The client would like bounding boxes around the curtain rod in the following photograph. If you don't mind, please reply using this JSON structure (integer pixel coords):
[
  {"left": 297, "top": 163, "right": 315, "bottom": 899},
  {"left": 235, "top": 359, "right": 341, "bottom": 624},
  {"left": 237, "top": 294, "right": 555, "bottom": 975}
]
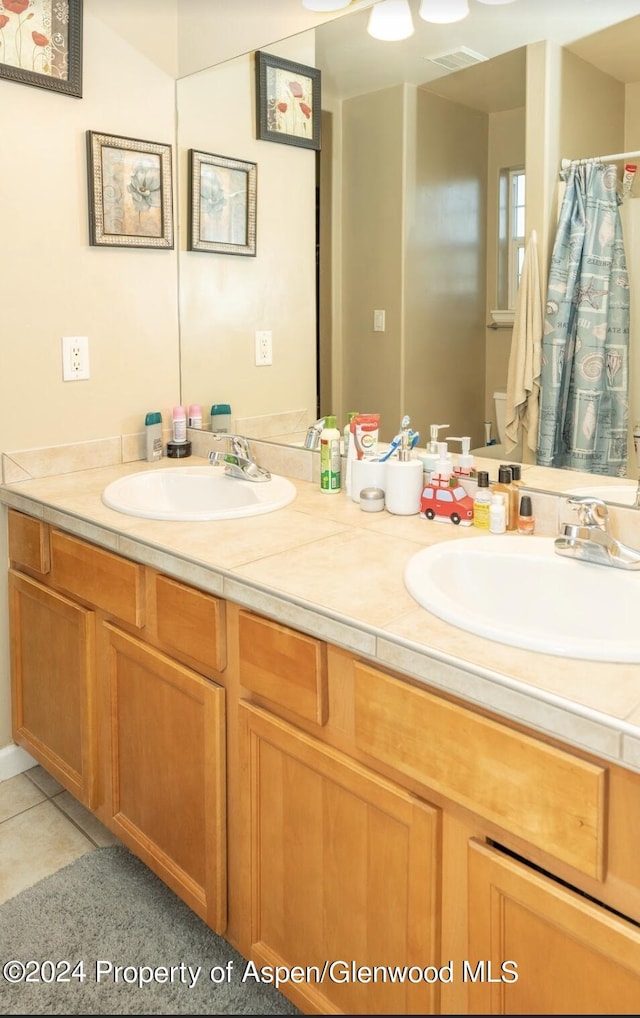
[{"left": 561, "top": 150, "right": 640, "bottom": 170}]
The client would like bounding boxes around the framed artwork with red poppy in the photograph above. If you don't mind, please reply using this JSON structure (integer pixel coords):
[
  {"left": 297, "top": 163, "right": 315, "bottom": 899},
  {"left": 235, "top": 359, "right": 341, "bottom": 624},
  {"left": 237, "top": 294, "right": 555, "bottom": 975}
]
[
  {"left": 0, "top": 0, "right": 83, "bottom": 98},
  {"left": 255, "top": 50, "right": 321, "bottom": 151},
  {"left": 86, "top": 131, "right": 174, "bottom": 249}
]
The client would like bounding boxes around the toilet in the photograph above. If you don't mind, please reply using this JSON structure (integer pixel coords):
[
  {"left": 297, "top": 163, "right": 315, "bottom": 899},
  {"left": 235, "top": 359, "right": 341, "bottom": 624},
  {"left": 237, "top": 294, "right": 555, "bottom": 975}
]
[
  {"left": 470, "top": 389, "right": 516, "bottom": 461},
  {"left": 493, "top": 389, "right": 507, "bottom": 444}
]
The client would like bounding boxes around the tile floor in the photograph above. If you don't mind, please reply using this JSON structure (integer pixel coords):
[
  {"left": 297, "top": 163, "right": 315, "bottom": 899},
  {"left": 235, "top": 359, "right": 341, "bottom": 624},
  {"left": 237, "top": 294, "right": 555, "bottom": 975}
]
[{"left": 0, "top": 765, "right": 121, "bottom": 906}]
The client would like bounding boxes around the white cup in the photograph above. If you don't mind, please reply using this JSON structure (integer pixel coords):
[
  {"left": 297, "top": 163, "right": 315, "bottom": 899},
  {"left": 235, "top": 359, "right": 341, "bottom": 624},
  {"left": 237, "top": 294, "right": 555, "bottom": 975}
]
[{"left": 351, "top": 459, "right": 387, "bottom": 502}]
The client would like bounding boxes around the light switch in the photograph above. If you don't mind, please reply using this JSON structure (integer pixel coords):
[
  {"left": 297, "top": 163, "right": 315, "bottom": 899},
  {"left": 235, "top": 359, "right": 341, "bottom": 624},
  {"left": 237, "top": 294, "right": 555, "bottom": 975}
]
[{"left": 373, "top": 310, "right": 386, "bottom": 332}]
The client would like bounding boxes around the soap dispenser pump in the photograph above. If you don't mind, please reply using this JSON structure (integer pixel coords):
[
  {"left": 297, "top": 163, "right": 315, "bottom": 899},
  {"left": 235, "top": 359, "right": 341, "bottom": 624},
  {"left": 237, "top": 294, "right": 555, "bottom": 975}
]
[
  {"left": 420, "top": 423, "right": 449, "bottom": 478},
  {"left": 432, "top": 441, "right": 453, "bottom": 487},
  {"left": 385, "top": 415, "right": 424, "bottom": 515},
  {"left": 448, "top": 436, "right": 476, "bottom": 479}
]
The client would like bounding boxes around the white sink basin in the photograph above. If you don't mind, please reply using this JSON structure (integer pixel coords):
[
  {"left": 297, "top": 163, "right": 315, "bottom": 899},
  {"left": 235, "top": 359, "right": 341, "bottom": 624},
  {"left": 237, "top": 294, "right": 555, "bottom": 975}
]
[
  {"left": 404, "top": 535, "right": 640, "bottom": 662},
  {"left": 564, "top": 483, "right": 638, "bottom": 506},
  {"left": 102, "top": 466, "right": 296, "bottom": 521}
]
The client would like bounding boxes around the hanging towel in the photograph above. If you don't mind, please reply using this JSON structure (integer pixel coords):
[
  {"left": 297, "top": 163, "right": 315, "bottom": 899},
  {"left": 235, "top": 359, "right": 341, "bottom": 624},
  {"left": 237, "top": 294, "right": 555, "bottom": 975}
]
[{"left": 504, "top": 229, "right": 542, "bottom": 453}]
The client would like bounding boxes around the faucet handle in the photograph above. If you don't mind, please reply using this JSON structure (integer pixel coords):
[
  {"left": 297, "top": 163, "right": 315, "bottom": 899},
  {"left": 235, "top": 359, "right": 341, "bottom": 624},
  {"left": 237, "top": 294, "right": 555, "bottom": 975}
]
[{"left": 566, "top": 496, "right": 609, "bottom": 530}]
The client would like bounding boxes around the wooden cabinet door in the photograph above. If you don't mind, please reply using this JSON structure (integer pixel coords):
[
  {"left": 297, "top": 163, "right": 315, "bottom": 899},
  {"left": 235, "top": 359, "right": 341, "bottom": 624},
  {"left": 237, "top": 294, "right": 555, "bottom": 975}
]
[
  {"left": 105, "top": 623, "right": 227, "bottom": 934},
  {"left": 468, "top": 839, "right": 640, "bottom": 1015},
  {"left": 240, "top": 702, "right": 441, "bottom": 1016},
  {"left": 9, "top": 570, "right": 97, "bottom": 807}
]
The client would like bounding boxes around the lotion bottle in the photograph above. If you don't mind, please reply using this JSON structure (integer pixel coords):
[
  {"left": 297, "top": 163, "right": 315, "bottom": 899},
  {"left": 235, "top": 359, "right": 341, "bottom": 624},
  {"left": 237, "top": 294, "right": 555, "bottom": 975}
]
[
  {"left": 385, "top": 416, "right": 423, "bottom": 515},
  {"left": 473, "top": 471, "right": 491, "bottom": 530},
  {"left": 320, "top": 415, "right": 341, "bottom": 493},
  {"left": 489, "top": 493, "right": 506, "bottom": 534},
  {"left": 492, "top": 465, "right": 517, "bottom": 530}
]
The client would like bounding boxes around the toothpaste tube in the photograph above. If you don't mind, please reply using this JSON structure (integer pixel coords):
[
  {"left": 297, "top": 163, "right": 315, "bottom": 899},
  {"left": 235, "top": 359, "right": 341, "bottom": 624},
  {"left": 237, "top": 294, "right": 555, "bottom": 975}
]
[
  {"left": 622, "top": 163, "right": 637, "bottom": 195},
  {"left": 352, "top": 413, "right": 380, "bottom": 460}
]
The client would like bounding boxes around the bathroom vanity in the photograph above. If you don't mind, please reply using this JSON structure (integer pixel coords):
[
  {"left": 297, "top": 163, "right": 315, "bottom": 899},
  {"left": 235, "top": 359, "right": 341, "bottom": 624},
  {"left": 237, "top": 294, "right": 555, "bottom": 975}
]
[{"left": 3, "top": 456, "right": 640, "bottom": 1015}]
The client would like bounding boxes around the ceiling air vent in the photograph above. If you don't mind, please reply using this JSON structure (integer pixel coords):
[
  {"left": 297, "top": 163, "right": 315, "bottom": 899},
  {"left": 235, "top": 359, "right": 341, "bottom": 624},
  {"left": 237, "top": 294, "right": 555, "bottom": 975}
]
[{"left": 425, "top": 47, "right": 488, "bottom": 72}]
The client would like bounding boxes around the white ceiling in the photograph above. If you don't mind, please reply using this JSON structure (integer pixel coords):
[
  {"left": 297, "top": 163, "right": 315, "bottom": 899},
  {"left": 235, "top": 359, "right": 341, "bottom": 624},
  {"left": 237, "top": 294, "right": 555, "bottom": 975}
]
[{"left": 315, "top": 0, "right": 640, "bottom": 101}]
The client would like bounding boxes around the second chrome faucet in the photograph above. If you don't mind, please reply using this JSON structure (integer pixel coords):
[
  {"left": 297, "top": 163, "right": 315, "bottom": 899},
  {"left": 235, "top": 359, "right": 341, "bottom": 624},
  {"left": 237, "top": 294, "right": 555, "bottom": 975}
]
[{"left": 554, "top": 496, "right": 640, "bottom": 570}]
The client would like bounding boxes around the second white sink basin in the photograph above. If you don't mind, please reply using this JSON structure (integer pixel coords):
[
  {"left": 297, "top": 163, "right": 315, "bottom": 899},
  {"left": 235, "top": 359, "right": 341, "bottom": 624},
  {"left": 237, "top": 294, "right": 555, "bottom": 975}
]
[
  {"left": 404, "top": 535, "right": 640, "bottom": 662},
  {"left": 564, "top": 483, "right": 638, "bottom": 507},
  {"left": 103, "top": 466, "right": 296, "bottom": 521}
]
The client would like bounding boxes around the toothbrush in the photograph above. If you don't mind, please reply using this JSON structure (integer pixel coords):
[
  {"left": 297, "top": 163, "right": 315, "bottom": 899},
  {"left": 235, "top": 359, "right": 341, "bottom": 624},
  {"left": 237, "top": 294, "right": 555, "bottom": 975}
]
[
  {"left": 379, "top": 419, "right": 419, "bottom": 462},
  {"left": 379, "top": 434, "right": 402, "bottom": 462}
]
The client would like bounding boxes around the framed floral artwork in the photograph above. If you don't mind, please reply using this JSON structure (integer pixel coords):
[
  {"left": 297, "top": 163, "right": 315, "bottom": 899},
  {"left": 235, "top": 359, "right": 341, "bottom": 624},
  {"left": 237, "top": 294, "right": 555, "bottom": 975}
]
[
  {"left": 86, "top": 131, "right": 174, "bottom": 249},
  {"left": 0, "top": 0, "right": 83, "bottom": 97},
  {"left": 188, "top": 149, "right": 257, "bottom": 256},
  {"left": 255, "top": 50, "right": 321, "bottom": 151}
]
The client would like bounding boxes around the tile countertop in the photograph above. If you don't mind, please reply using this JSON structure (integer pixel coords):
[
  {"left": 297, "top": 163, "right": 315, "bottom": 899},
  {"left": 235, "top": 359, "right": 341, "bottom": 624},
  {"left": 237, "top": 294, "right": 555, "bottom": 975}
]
[{"left": 2, "top": 453, "right": 640, "bottom": 775}]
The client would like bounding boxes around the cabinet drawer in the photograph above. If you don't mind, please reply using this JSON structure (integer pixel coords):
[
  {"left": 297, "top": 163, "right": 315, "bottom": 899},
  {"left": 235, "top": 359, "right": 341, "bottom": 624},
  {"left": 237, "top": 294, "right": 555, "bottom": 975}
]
[
  {"left": 353, "top": 662, "right": 606, "bottom": 879},
  {"left": 238, "top": 611, "right": 328, "bottom": 725},
  {"left": 155, "top": 574, "right": 226, "bottom": 675},
  {"left": 50, "top": 530, "right": 144, "bottom": 627},
  {"left": 8, "top": 510, "right": 50, "bottom": 575}
]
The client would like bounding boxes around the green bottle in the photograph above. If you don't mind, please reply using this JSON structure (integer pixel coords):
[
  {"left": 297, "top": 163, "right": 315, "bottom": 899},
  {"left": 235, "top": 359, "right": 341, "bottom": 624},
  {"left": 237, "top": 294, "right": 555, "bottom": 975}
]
[{"left": 320, "top": 415, "right": 341, "bottom": 493}]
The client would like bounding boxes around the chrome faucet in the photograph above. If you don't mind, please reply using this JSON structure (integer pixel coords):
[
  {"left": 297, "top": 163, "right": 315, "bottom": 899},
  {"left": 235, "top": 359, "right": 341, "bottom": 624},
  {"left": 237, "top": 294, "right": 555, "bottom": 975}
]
[
  {"left": 554, "top": 496, "right": 640, "bottom": 570},
  {"left": 303, "top": 417, "right": 326, "bottom": 451},
  {"left": 208, "top": 433, "right": 271, "bottom": 482}
]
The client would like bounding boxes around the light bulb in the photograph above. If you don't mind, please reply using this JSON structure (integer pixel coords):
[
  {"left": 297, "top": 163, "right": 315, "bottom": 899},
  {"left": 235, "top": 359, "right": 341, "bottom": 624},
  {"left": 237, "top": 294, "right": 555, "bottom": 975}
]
[
  {"left": 302, "top": 0, "right": 352, "bottom": 11},
  {"left": 367, "top": 0, "right": 414, "bottom": 41},
  {"left": 419, "top": 0, "right": 469, "bottom": 24}
]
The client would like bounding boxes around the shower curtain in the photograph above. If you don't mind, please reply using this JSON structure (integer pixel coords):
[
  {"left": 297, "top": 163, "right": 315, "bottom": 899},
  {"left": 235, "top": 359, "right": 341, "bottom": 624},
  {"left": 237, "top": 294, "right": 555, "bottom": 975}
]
[{"left": 536, "top": 161, "right": 630, "bottom": 476}]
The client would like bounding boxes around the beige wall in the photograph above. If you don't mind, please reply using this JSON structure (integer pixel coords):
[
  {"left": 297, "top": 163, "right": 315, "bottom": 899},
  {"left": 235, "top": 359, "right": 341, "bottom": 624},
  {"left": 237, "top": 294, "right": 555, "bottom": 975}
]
[
  {"left": 177, "top": 35, "right": 317, "bottom": 431},
  {"left": 405, "top": 89, "right": 487, "bottom": 448},
  {"left": 340, "top": 86, "right": 405, "bottom": 438},
  {"left": 338, "top": 85, "right": 488, "bottom": 446},
  {"left": 484, "top": 106, "right": 526, "bottom": 425},
  {"left": 1, "top": 2, "right": 181, "bottom": 452},
  {"left": 0, "top": 0, "right": 181, "bottom": 751}
]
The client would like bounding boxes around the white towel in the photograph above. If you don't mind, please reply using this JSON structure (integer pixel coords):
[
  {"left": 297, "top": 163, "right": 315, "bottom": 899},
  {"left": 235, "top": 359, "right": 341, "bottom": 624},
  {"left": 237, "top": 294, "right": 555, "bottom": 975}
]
[{"left": 504, "top": 229, "right": 542, "bottom": 453}]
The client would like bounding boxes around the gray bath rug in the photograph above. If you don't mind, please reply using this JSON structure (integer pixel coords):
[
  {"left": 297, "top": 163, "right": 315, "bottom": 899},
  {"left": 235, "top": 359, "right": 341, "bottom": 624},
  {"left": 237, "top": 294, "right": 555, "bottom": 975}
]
[{"left": 0, "top": 844, "right": 301, "bottom": 1015}]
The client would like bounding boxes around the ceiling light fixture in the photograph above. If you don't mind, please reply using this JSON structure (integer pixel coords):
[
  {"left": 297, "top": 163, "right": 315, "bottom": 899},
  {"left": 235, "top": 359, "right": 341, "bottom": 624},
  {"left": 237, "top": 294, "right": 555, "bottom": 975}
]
[
  {"left": 475, "top": 0, "right": 517, "bottom": 5},
  {"left": 419, "top": 0, "right": 469, "bottom": 23},
  {"left": 302, "top": 0, "right": 352, "bottom": 11},
  {"left": 367, "top": 0, "right": 415, "bottom": 41}
]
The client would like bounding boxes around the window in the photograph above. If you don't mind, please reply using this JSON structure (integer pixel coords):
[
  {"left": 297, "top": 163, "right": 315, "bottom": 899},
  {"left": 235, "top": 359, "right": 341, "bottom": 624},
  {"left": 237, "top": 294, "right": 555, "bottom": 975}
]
[{"left": 497, "top": 167, "right": 525, "bottom": 310}]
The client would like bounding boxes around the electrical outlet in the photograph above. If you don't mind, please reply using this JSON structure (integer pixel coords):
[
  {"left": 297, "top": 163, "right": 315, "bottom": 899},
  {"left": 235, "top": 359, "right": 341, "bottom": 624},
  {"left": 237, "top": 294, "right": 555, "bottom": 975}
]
[
  {"left": 62, "top": 336, "right": 90, "bottom": 381},
  {"left": 255, "top": 330, "right": 273, "bottom": 366}
]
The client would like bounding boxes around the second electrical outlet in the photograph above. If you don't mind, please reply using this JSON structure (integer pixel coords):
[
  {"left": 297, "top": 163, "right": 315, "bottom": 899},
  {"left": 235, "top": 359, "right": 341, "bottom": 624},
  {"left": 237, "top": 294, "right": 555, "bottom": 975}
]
[
  {"left": 62, "top": 336, "right": 90, "bottom": 381},
  {"left": 255, "top": 330, "right": 273, "bottom": 366}
]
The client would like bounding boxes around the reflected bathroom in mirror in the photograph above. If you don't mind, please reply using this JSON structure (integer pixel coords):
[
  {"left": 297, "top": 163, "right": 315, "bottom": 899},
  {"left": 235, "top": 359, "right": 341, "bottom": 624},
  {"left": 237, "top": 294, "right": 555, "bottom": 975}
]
[{"left": 176, "top": 0, "right": 640, "bottom": 498}]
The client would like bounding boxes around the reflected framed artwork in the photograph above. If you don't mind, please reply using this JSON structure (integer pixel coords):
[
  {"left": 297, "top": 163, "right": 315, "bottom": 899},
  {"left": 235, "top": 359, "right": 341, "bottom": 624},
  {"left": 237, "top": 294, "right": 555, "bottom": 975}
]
[
  {"left": 188, "top": 149, "right": 257, "bottom": 256},
  {"left": 255, "top": 50, "right": 321, "bottom": 151},
  {"left": 86, "top": 131, "right": 174, "bottom": 249},
  {"left": 0, "top": 0, "right": 83, "bottom": 97}
]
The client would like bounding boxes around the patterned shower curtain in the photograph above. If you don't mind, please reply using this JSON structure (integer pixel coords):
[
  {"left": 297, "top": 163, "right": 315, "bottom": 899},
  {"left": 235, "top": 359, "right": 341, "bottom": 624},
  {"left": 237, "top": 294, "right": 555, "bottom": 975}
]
[{"left": 536, "top": 161, "right": 630, "bottom": 476}]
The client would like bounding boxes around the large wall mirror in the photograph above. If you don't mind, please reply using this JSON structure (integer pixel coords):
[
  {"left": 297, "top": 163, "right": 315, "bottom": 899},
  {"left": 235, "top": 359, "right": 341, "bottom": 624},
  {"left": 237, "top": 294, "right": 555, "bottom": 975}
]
[{"left": 176, "top": 0, "right": 640, "bottom": 502}]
